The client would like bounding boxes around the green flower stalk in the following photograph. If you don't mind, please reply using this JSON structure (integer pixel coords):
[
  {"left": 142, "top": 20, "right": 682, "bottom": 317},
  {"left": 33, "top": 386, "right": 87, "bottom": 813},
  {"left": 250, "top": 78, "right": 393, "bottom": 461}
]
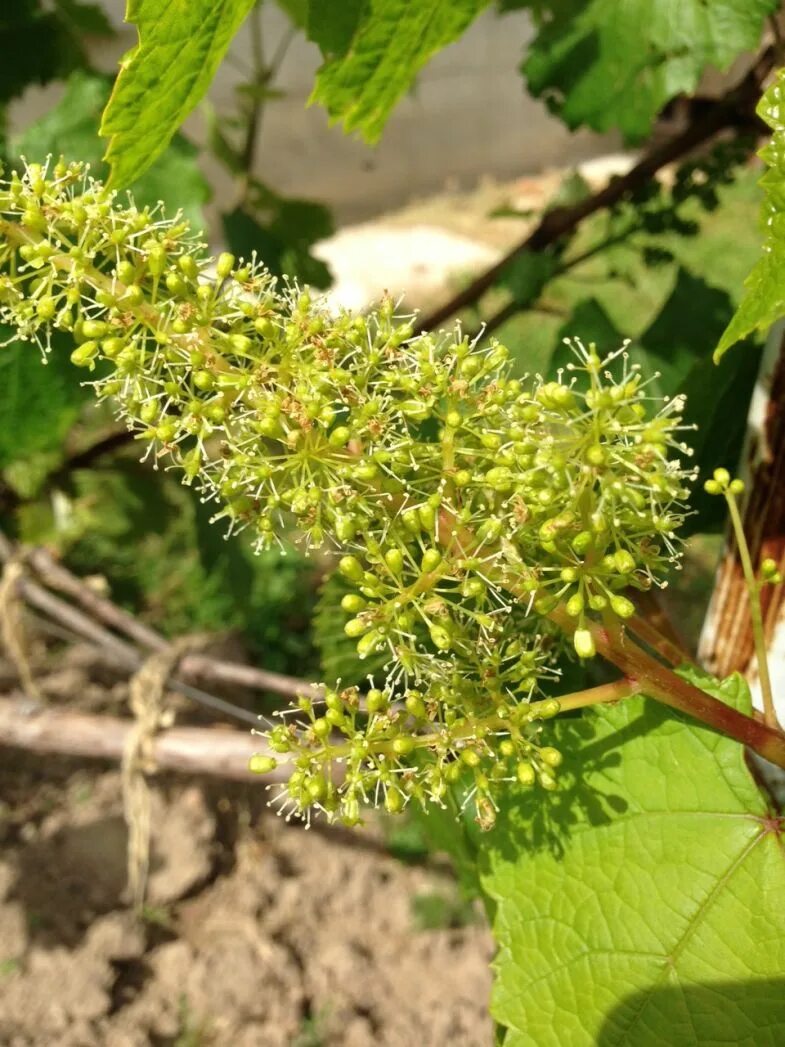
[{"left": 0, "top": 159, "right": 701, "bottom": 827}]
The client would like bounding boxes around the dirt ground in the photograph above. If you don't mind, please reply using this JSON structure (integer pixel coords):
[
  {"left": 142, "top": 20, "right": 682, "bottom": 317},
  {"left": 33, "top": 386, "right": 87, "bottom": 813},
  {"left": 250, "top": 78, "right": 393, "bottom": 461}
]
[{"left": 0, "top": 645, "right": 494, "bottom": 1047}]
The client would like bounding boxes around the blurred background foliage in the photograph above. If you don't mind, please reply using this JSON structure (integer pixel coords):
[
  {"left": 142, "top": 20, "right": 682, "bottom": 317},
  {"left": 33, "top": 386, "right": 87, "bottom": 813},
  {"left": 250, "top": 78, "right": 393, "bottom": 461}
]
[{"left": 0, "top": 0, "right": 772, "bottom": 689}]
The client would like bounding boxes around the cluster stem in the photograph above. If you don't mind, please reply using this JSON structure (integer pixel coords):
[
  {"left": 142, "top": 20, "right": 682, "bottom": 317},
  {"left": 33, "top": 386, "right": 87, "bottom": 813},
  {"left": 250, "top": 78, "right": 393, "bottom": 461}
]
[{"left": 548, "top": 606, "right": 785, "bottom": 770}]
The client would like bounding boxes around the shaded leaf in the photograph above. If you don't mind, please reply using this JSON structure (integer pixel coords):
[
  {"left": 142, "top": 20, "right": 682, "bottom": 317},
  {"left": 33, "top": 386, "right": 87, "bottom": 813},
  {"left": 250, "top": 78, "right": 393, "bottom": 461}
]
[
  {"left": 553, "top": 272, "right": 761, "bottom": 533},
  {"left": 310, "top": 0, "right": 489, "bottom": 143},
  {"left": 55, "top": 0, "right": 114, "bottom": 36},
  {"left": 551, "top": 297, "right": 624, "bottom": 375},
  {"left": 223, "top": 198, "right": 333, "bottom": 287},
  {"left": 274, "top": 0, "right": 309, "bottom": 30},
  {"left": 0, "top": 3, "right": 84, "bottom": 104},
  {"left": 100, "top": 0, "right": 255, "bottom": 188},
  {"left": 521, "top": 0, "right": 776, "bottom": 141},
  {"left": 500, "top": 252, "right": 557, "bottom": 306},
  {"left": 0, "top": 328, "right": 91, "bottom": 471},
  {"left": 638, "top": 269, "right": 762, "bottom": 533},
  {"left": 481, "top": 670, "right": 785, "bottom": 1045},
  {"left": 307, "top": 0, "right": 367, "bottom": 56}
]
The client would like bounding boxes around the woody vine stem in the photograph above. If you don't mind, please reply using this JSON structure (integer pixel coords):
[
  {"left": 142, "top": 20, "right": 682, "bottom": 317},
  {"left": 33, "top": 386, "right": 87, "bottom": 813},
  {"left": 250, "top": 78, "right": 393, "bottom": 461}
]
[{"left": 1, "top": 160, "right": 784, "bottom": 828}]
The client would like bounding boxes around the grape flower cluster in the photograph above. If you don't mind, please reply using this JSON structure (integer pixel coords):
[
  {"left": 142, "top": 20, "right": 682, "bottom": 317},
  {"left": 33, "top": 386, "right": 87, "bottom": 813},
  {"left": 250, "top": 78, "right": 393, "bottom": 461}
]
[{"left": 0, "top": 160, "right": 696, "bottom": 827}]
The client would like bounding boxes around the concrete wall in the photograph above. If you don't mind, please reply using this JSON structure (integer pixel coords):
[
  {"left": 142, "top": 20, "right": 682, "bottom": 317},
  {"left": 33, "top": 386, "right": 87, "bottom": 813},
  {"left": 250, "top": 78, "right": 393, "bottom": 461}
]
[{"left": 12, "top": 2, "right": 619, "bottom": 223}]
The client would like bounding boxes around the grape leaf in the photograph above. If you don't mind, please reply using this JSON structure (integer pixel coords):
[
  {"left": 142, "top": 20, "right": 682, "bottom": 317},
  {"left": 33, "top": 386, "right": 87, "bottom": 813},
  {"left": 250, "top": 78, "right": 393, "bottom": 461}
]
[
  {"left": 100, "top": 0, "right": 254, "bottom": 189},
  {"left": 521, "top": 0, "right": 776, "bottom": 141},
  {"left": 222, "top": 194, "right": 333, "bottom": 288},
  {"left": 55, "top": 0, "right": 114, "bottom": 36},
  {"left": 306, "top": 0, "right": 367, "bottom": 56},
  {"left": 717, "top": 67, "right": 785, "bottom": 359},
  {"left": 310, "top": 0, "right": 489, "bottom": 143},
  {"left": 274, "top": 0, "right": 309, "bottom": 31},
  {"left": 481, "top": 670, "right": 785, "bottom": 1046},
  {"left": 13, "top": 73, "right": 209, "bottom": 232},
  {"left": 0, "top": 329, "right": 91, "bottom": 471},
  {"left": 0, "top": 2, "right": 87, "bottom": 104}
]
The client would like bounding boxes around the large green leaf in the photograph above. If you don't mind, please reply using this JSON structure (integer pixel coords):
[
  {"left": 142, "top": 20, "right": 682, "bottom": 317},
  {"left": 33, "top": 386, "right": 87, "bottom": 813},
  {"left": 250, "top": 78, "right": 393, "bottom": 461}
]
[
  {"left": 13, "top": 73, "right": 209, "bottom": 232},
  {"left": 310, "top": 0, "right": 489, "bottom": 143},
  {"left": 520, "top": 0, "right": 776, "bottom": 141},
  {"left": 717, "top": 67, "right": 785, "bottom": 359},
  {"left": 100, "top": 0, "right": 254, "bottom": 189},
  {"left": 481, "top": 670, "right": 785, "bottom": 1045}
]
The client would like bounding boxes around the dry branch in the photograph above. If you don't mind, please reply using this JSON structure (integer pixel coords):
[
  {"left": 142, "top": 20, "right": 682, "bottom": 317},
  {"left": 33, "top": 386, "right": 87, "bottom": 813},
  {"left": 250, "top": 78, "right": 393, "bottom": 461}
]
[
  {"left": 20, "top": 543, "right": 317, "bottom": 698},
  {"left": 0, "top": 696, "right": 284, "bottom": 783},
  {"left": 0, "top": 532, "right": 320, "bottom": 708}
]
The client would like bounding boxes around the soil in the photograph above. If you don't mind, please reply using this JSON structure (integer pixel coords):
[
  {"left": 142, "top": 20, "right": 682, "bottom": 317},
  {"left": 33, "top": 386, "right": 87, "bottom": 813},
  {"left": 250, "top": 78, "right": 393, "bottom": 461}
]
[{"left": 0, "top": 646, "right": 494, "bottom": 1047}]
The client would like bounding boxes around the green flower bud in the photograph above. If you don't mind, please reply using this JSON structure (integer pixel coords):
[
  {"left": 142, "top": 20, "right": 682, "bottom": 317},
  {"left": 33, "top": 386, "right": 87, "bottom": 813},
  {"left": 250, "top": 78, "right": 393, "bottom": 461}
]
[
  {"left": 341, "top": 593, "right": 366, "bottom": 613},
  {"left": 573, "top": 628, "right": 596, "bottom": 659},
  {"left": 178, "top": 255, "right": 199, "bottom": 279},
  {"left": 384, "top": 787, "right": 404, "bottom": 814},
  {"left": 147, "top": 245, "right": 166, "bottom": 275},
  {"left": 36, "top": 296, "right": 56, "bottom": 320},
  {"left": 345, "top": 617, "right": 370, "bottom": 638},
  {"left": 516, "top": 762, "right": 536, "bottom": 786},
  {"left": 539, "top": 747, "right": 562, "bottom": 768},
  {"left": 140, "top": 400, "right": 159, "bottom": 425},
  {"left": 401, "top": 509, "right": 421, "bottom": 534},
  {"left": 335, "top": 515, "right": 358, "bottom": 542},
  {"left": 429, "top": 624, "right": 452, "bottom": 651},
  {"left": 249, "top": 754, "right": 278, "bottom": 774},
  {"left": 613, "top": 549, "right": 636, "bottom": 574},
  {"left": 405, "top": 692, "right": 427, "bottom": 719},
  {"left": 339, "top": 556, "right": 364, "bottom": 582},
  {"left": 609, "top": 594, "right": 636, "bottom": 619},
  {"left": 421, "top": 548, "right": 442, "bottom": 573},
  {"left": 70, "top": 340, "right": 99, "bottom": 367},
  {"left": 766, "top": 561, "right": 782, "bottom": 586},
  {"left": 81, "top": 319, "right": 108, "bottom": 339},
  {"left": 328, "top": 426, "right": 351, "bottom": 447},
  {"left": 538, "top": 770, "right": 558, "bottom": 791},
  {"left": 116, "top": 260, "right": 136, "bottom": 284},
  {"left": 357, "top": 629, "right": 383, "bottom": 658},
  {"left": 385, "top": 548, "right": 404, "bottom": 574},
  {"left": 365, "top": 689, "right": 388, "bottom": 714},
  {"left": 392, "top": 736, "right": 416, "bottom": 755},
  {"left": 418, "top": 504, "right": 436, "bottom": 531},
  {"left": 400, "top": 400, "right": 431, "bottom": 421},
  {"left": 229, "top": 333, "right": 252, "bottom": 353},
  {"left": 216, "top": 252, "right": 235, "bottom": 279}
]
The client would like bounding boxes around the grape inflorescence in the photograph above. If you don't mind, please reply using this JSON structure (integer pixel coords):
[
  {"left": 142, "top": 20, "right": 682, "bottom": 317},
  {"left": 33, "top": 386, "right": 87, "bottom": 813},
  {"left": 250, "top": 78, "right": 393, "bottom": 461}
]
[{"left": 0, "top": 160, "right": 696, "bottom": 827}]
